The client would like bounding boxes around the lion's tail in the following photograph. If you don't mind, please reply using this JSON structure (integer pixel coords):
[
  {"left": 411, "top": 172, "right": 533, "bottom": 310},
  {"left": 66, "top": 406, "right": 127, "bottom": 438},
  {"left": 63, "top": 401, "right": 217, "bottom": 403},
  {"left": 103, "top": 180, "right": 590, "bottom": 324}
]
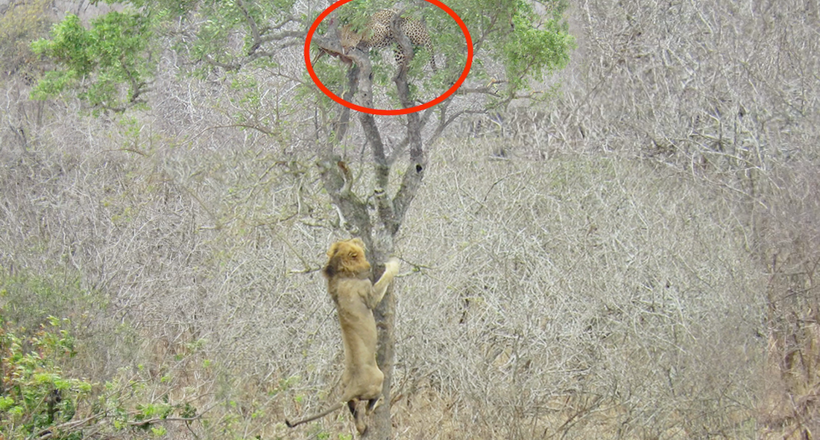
[{"left": 285, "top": 401, "right": 346, "bottom": 428}]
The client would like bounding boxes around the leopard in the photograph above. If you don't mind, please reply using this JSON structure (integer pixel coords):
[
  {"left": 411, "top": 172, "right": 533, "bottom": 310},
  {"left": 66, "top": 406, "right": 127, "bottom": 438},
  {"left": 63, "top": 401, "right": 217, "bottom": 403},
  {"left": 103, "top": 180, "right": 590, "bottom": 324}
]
[{"left": 339, "top": 9, "right": 436, "bottom": 71}]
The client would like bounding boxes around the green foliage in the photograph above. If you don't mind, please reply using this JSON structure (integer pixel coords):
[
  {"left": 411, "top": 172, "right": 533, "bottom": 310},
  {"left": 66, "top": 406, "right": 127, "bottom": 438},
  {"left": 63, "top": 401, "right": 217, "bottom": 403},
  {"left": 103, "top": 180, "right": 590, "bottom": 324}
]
[
  {"left": 31, "top": 11, "right": 155, "bottom": 112},
  {"left": 448, "top": 0, "right": 574, "bottom": 91},
  {"left": 0, "top": 312, "right": 203, "bottom": 439},
  {"left": 167, "top": 0, "right": 296, "bottom": 75},
  {"left": 502, "top": 3, "right": 573, "bottom": 89},
  {"left": 0, "top": 316, "right": 89, "bottom": 438},
  {"left": 0, "top": 267, "right": 207, "bottom": 438},
  {"left": 313, "top": 0, "right": 572, "bottom": 107},
  {"left": 27, "top": 0, "right": 572, "bottom": 114},
  {"left": 334, "top": 0, "right": 396, "bottom": 32}
]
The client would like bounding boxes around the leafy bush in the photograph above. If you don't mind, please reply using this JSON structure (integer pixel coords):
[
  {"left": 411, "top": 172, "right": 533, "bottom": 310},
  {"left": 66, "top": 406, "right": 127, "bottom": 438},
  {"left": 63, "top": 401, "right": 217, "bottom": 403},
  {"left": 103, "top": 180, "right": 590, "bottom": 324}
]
[
  {"left": 30, "top": 12, "right": 156, "bottom": 112},
  {"left": 0, "top": 313, "right": 202, "bottom": 439},
  {"left": 0, "top": 316, "right": 90, "bottom": 439}
]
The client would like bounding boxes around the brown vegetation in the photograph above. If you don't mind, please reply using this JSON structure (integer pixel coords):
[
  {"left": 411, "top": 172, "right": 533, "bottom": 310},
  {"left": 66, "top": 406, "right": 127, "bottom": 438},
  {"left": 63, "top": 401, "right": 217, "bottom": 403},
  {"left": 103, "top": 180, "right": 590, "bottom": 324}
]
[{"left": 1, "top": 0, "right": 819, "bottom": 438}]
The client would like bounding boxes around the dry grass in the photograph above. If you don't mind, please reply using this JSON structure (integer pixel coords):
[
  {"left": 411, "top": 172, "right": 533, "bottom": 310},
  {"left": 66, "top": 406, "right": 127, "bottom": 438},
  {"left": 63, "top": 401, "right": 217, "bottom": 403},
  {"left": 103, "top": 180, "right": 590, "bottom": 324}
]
[{"left": 2, "top": 0, "right": 820, "bottom": 437}]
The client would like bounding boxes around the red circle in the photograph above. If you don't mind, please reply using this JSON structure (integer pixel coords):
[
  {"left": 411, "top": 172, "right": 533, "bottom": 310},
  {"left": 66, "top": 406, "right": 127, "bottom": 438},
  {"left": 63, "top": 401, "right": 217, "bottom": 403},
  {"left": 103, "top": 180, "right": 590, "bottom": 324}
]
[{"left": 304, "top": 0, "right": 473, "bottom": 116}]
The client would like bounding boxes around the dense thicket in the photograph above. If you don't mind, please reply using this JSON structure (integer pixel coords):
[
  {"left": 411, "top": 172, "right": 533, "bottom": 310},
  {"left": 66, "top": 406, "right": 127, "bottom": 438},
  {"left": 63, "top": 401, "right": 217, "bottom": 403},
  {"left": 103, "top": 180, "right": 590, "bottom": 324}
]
[{"left": 1, "top": 0, "right": 818, "bottom": 438}]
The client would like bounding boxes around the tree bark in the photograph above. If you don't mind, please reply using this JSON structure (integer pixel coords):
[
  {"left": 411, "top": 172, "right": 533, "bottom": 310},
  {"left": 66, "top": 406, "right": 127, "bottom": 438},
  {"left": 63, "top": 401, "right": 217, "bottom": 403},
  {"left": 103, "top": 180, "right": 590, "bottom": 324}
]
[{"left": 369, "top": 263, "right": 396, "bottom": 440}]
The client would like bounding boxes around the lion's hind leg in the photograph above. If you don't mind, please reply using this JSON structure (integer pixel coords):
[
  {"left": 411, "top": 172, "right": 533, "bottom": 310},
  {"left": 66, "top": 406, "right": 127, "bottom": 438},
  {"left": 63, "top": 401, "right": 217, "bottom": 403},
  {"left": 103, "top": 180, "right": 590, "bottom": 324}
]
[
  {"left": 366, "top": 395, "right": 382, "bottom": 415},
  {"left": 347, "top": 399, "right": 368, "bottom": 434}
]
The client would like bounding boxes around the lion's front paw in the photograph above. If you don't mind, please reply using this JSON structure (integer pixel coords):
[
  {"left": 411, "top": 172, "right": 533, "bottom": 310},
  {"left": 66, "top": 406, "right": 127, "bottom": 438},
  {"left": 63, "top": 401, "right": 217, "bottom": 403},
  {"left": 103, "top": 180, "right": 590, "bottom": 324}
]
[{"left": 385, "top": 258, "right": 400, "bottom": 273}]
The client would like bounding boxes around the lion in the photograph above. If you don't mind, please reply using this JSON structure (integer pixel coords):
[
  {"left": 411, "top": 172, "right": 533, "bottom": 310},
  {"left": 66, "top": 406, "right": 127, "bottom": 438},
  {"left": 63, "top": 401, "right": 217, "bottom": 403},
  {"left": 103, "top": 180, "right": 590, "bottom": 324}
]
[{"left": 286, "top": 238, "right": 400, "bottom": 434}]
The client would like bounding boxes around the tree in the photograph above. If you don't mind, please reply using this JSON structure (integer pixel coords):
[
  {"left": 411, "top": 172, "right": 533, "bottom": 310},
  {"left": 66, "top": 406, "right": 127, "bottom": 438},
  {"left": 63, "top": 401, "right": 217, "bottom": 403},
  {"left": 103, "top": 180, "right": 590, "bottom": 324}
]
[
  {"left": 31, "top": 12, "right": 155, "bottom": 113},
  {"left": 31, "top": 0, "right": 573, "bottom": 436}
]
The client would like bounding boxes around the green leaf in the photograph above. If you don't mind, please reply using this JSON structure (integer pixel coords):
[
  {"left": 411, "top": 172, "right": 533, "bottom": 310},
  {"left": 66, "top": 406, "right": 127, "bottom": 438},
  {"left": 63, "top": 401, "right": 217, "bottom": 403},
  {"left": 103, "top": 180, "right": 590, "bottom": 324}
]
[
  {"left": 31, "top": 10, "right": 156, "bottom": 111},
  {"left": 0, "top": 396, "right": 14, "bottom": 411}
]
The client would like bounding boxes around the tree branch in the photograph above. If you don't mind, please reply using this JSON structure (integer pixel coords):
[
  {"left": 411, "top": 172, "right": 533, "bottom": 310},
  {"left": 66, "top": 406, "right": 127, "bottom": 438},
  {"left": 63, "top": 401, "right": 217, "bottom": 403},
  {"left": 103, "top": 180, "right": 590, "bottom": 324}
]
[
  {"left": 387, "top": 12, "right": 426, "bottom": 236},
  {"left": 315, "top": 29, "right": 376, "bottom": 240},
  {"left": 235, "top": 0, "right": 261, "bottom": 51}
]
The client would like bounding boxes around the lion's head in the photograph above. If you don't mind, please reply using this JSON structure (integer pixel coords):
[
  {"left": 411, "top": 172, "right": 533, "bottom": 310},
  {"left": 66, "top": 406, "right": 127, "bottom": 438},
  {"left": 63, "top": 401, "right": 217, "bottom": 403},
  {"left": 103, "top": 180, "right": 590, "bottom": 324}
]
[{"left": 323, "top": 238, "right": 371, "bottom": 279}]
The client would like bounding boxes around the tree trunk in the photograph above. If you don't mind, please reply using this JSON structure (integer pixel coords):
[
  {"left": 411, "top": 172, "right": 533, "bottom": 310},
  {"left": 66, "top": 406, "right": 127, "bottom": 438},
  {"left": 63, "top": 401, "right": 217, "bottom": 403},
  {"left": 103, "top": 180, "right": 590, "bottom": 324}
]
[
  {"left": 314, "top": 11, "right": 427, "bottom": 437},
  {"left": 370, "top": 264, "right": 396, "bottom": 439}
]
